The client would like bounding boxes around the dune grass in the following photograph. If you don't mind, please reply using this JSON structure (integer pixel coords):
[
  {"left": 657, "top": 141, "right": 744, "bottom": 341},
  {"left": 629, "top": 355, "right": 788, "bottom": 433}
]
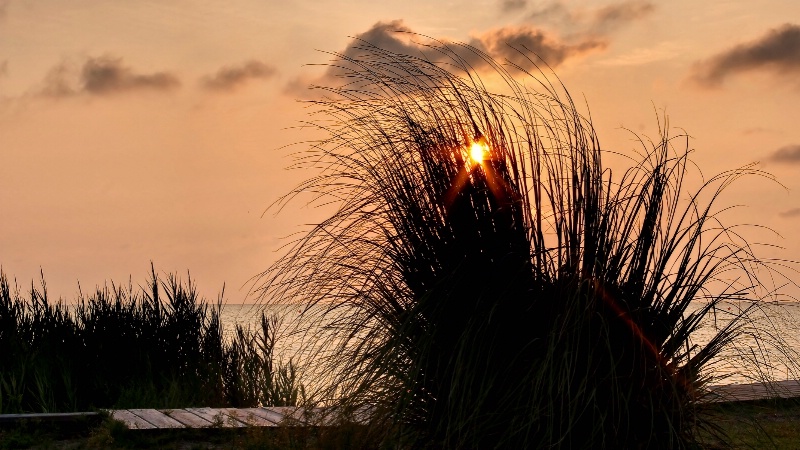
[
  {"left": 0, "top": 266, "right": 302, "bottom": 414},
  {"left": 255, "top": 39, "right": 787, "bottom": 448}
]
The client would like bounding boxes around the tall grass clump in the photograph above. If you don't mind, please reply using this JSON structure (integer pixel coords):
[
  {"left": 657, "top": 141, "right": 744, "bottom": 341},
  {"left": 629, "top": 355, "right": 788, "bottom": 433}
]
[
  {"left": 0, "top": 267, "right": 302, "bottom": 413},
  {"left": 256, "top": 39, "right": 787, "bottom": 449}
]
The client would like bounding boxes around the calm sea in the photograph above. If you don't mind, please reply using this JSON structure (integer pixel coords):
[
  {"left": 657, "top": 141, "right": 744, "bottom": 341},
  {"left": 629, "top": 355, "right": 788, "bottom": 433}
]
[{"left": 221, "top": 301, "right": 800, "bottom": 386}]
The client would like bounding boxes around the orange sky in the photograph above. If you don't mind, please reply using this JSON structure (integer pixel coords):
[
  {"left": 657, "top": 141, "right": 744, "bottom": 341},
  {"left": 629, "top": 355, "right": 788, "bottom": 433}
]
[{"left": 2, "top": 0, "right": 800, "bottom": 303}]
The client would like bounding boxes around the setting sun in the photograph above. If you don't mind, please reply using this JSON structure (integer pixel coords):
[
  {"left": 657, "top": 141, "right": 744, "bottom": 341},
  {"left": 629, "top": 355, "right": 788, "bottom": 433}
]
[{"left": 469, "top": 141, "right": 488, "bottom": 164}]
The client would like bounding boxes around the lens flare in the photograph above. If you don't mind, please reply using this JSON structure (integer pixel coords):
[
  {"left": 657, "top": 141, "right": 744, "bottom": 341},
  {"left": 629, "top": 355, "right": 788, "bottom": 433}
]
[{"left": 469, "top": 141, "right": 488, "bottom": 164}]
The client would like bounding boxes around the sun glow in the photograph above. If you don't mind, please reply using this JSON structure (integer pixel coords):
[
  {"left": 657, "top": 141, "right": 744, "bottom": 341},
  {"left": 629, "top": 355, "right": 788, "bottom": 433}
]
[{"left": 469, "top": 141, "right": 489, "bottom": 164}]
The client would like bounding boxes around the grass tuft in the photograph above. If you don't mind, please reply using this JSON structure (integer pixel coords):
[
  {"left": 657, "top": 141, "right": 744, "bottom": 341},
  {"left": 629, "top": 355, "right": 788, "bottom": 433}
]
[{"left": 256, "top": 39, "right": 788, "bottom": 448}]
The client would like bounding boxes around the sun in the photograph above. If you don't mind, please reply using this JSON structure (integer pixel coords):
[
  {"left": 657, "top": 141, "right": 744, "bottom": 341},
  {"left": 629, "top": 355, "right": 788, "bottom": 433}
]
[{"left": 469, "top": 141, "right": 488, "bottom": 164}]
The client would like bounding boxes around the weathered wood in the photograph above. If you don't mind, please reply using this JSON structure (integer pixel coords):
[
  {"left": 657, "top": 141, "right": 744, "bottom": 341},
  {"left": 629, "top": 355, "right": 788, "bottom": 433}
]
[
  {"left": 238, "top": 407, "right": 283, "bottom": 425},
  {"left": 269, "top": 406, "right": 308, "bottom": 424},
  {"left": 0, "top": 412, "right": 100, "bottom": 423},
  {"left": 163, "top": 409, "right": 213, "bottom": 428},
  {"left": 218, "top": 408, "right": 276, "bottom": 427},
  {"left": 185, "top": 407, "right": 247, "bottom": 428},
  {"left": 109, "top": 410, "right": 156, "bottom": 430},
  {"left": 127, "top": 409, "right": 185, "bottom": 429}
]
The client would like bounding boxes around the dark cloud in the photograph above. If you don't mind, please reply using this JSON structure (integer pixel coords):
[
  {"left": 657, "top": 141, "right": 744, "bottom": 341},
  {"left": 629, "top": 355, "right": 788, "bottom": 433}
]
[
  {"left": 500, "top": 0, "right": 527, "bottom": 13},
  {"left": 82, "top": 57, "right": 179, "bottom": 94},
  {"left": 470, "top": 26, "right": 607, "bottom": 69},
  {"left": 39, "top": 56, "right": 180, "bottom": 97},
  {"left": 690, "top": 24, "right": 800, "bottom": 88},
  {"left": 768, "top": 144, "right": 800, "bottom": 163},
  {"left": 779, "top": 208, "right": 800, "bottom": 218},
  {"left": 201, "top": 60, "right": 277, "bottom": 92},
  {"left": 285, "top": 20, "right": 608, "bottom": 97},
  {"left": 338, "top": 20, "right": 423, "bottom": 61},
  {"left": 283, "top": 21, "right": 423, "bottom": 97},
  {"left": 527, "top": 1, "right": 655, "bottom": 34}
]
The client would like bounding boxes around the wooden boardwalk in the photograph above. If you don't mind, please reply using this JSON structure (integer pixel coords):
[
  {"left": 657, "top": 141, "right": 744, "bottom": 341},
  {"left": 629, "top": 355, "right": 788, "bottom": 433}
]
[
  {"left": 106, "top": 406, "right": 332, "bottom": 430},
  {"left": 4, "top": 381, "right": 800, "bottom": 430}
]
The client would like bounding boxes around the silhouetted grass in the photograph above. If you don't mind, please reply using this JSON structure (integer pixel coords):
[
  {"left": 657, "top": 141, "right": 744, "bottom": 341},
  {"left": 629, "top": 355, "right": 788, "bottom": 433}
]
[
  {"left": 0, "top": 266, "right": 302, "bottom": 413},
  {"left": 256, "top": 40, "right": 788, "bottom": 448}
]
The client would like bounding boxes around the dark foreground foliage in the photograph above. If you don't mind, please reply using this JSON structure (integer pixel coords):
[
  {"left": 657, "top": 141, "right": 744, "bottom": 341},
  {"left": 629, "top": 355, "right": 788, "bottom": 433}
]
[
  {"left": 0, "top": 267, "right": 302, "bottom": 413},
  {"left": 257, "top": 39, "right": 783, "bottom": 449}
]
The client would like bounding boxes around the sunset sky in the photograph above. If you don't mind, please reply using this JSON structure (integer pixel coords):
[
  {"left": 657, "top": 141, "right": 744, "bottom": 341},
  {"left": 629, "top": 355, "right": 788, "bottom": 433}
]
[{"left": 2, "top": 0, "right": 800, "bottom": 303}]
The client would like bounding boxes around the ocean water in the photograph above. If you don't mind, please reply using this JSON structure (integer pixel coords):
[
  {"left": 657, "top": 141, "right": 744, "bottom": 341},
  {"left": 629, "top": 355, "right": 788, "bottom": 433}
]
[{"left": 220, "top": 301, "right": 800, "bottom": 386}]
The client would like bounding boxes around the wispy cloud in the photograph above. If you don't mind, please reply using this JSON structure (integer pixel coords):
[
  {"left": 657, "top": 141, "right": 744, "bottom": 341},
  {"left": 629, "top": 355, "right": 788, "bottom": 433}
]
[
  {"left": 779, "top": 208, "right": 800, "bottom": 218},
  {"left": 0, "top": 60, "right": 7, "bottom": 77},
  {"left": 742, "top": 127, "right": 779, "bottom": 135},
  {"left": 200, "top": 60, "right": 277, "bottom": 92},
  {"left": 39, "top": 56, "right": 180, "bottom": 97},
  {"left": 500, "top": 0, "right": 527, "bottom": 13},
  {"left": 0, "top": 1, "right": 8, "bottom": 21},
  {"left": 596, "top": 41, "right": 680, "bottom": 66},
  {"left": 689, "top": 23, "right": 800, "bottom": 88},
  {"left": 592, "top": 1, "right": 654, "bottom": 33},
  {"left": 527, "top": 1, "right": 655, "bottom": 35},
  {"left": 768, "top": 144, "right": 800, "bottom": 163}
]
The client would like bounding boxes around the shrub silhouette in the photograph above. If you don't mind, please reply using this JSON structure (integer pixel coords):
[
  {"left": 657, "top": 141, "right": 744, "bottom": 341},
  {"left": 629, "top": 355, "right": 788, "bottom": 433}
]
[
  {"left": 258, "top": 40, "right": 779, "bottom": 448},
  {"left": 0, "top": 267, "right": 302, "bottom": 412}
]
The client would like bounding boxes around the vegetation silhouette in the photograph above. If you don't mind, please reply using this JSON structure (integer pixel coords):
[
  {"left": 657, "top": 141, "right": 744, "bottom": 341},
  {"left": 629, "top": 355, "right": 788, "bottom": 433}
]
[
  {"left": 258, "top": 40, "right": 783, "bottom": 448},
  {"left": 0, "top": 266, "right": 302, "bottom": 413}
]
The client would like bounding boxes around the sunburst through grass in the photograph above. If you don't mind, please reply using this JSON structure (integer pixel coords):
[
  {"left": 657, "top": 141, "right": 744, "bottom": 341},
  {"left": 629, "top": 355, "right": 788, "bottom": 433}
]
[{"left": 256, "top": 39, "right": 787, "bottom": 449}]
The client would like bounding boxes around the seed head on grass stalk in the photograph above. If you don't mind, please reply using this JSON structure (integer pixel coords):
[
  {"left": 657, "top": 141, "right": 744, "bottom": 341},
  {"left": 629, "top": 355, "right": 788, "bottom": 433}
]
[{"left": 256, "top": 38, "right": 784, "bottom": 448}]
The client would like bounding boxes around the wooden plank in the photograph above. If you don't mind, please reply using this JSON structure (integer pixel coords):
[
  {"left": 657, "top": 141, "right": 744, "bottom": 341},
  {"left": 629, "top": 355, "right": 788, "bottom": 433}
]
[
  {"left": 128, "top": 409, "right": 185, "bottom": 429},
  {"left": 109, "top": 410, "right": 156, "bottom": 430},
  {"left": 218, "top": 408, "right": 276, "bottom": 427},
  {"left": 185, "top": 408, "right": 247, "bottom": 428},
  {"left": 240, "top": 407, "right": 285, "bottom": 425},
  {"left": 163, "top": 409, "right": 213, "bottom": 428},
  {"left": 269, "top": 406, "right": 307, "bottom": 424},
  {"left": 0, "top": 412, "right": 100, "bottom": 423}
]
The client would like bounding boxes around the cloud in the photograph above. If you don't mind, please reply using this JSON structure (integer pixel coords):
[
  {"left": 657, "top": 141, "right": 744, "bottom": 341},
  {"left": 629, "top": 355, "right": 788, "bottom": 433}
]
[
  {"left": 283, "top": 20, "right": 425, "bottom": 97},
  {"left": 39, "top": 61, "right": 77, "bottom": 97},
  {"left": 201, "top": 60, "right": 277, "bottom": 92},
  {"left": 768, "top": 144, "right": 800, "bottom": 163},
  {"left": 500, "top": 0, "right": 527, "bottom": 13},
  {"left": 527, "top": 1, "right": 655, "bottom": 34},
  {"left": 592, "top": 2, "right": 654, "bottom": 33},
  {"left": 779, "top": 208, "right": 800, "bottom": 218},
  {"left": 690, "top": 24, "right": 800, "bottom": 88},
  {"left": 468, "top": 26, "right": 607, "bottom": 69},
  {"left": 742, "top": 127, "right": 778, "bottom": 135},
  {"left": 285, "top": 19, "right": 606, "bottom": 96},
  {"left": 0, "top": 60, "right": 7, "bottom": 77},
  {"left": 39, "top": 56, "right": 180, "bottom": 97},
  {"left": 338, "top": 20, "right": 424, "bottom": 61},
  {"left": 82, "top": 57, "right": 179, "bottom": 94},
  {"left": 0, "top": 1, "right": 8, "bottom": 20}
]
